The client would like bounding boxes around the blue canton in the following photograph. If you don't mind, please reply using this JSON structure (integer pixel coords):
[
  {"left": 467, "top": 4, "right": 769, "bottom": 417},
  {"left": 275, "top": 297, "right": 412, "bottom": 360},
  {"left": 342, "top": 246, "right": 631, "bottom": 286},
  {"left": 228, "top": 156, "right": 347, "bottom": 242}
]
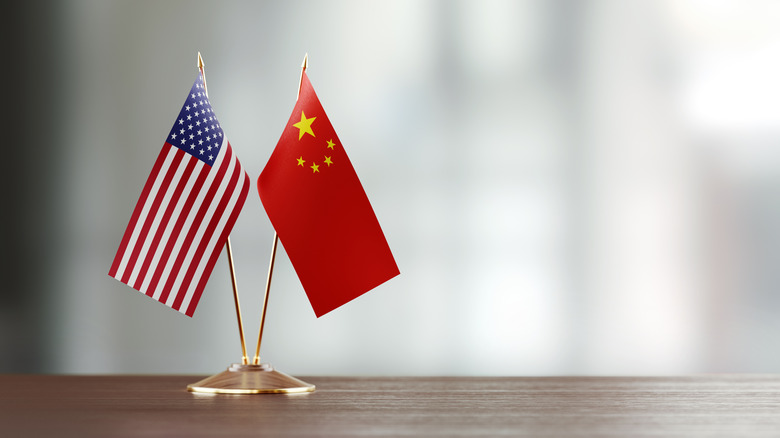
[{"left": 166, "top": 73, "right": 225, "bottom": 165}]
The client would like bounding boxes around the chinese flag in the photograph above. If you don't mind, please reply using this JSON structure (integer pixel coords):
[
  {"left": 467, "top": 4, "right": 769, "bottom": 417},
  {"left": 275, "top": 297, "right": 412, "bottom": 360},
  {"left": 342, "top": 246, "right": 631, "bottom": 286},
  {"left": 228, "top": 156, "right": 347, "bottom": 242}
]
[{"left": 258, "top": 71, "right": 399, "bottom": 317}]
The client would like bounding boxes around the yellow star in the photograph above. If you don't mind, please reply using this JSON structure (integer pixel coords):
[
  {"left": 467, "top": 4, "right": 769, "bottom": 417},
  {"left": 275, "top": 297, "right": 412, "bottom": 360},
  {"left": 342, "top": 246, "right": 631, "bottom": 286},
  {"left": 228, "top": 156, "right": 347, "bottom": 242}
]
[
  {"left": 326, "top": 139, "right": 335, "bottom": 149},
  {"left": 297, "top": 156, "right": 305, "bottom": 166},
  {"left": 324, "top": 156, "right": 333, "bottom": 166},
  {"left": 292, "top": 111, "right": 316, "bottom": 140},
  {"left": 311, "top": 162, "right": 320, "bottom": 173}
]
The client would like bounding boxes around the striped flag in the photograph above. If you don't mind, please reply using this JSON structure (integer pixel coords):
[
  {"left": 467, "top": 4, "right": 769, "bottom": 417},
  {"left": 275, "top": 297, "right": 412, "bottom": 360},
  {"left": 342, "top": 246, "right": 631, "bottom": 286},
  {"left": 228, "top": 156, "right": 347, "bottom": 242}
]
[{"left": 109, "top": 73, "right": 250, "bottom": 317}]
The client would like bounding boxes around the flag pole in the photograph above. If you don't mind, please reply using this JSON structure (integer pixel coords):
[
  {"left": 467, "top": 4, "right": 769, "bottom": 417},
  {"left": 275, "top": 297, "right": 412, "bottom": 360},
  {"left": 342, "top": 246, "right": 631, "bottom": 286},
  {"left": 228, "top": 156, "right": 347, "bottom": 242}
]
[
  {"left": 252, "top": 53, "right": 308, "bottom": 365},
  {"left": 252, "top": 233, "right": 278, "bottom": 364},
  {"left": 198, "top": 51, "right": 249, "bottom": 365}
]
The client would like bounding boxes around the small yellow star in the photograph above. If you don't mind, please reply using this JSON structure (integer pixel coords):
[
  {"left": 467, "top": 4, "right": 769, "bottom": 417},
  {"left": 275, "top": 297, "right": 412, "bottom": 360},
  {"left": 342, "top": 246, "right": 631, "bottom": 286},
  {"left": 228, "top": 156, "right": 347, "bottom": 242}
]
[
  {"left": 324, "top": 156, "right": 333, "bottom": 166},
  {"left": 326, "top": 139, "right": 335, "bottom": 149},
  {"left": 311, "top": 162, "right": 320, "bottom": 173},
  {"left": 292, "top": 111, "right": 316, "bottom": 140},
  {"left": 297, "top": 156, "right": 305, "bottom": 166}
]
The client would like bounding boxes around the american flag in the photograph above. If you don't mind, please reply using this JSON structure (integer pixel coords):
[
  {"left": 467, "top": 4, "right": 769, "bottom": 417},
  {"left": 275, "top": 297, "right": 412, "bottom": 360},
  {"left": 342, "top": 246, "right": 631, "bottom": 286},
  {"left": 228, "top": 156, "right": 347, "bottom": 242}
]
[{"left": 109, "top": 73, "right": 250, "bottom": 317}]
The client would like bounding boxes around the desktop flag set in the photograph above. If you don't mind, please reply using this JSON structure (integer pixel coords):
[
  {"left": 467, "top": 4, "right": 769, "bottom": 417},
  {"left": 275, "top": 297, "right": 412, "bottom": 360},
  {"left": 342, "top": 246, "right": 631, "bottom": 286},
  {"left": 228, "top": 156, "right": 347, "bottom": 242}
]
[
  {"left": 109, "top": 54, "right": 397, "bottom": 393},
  {"left": 109, "top": 71, "right": 251, "bottom": 317}
]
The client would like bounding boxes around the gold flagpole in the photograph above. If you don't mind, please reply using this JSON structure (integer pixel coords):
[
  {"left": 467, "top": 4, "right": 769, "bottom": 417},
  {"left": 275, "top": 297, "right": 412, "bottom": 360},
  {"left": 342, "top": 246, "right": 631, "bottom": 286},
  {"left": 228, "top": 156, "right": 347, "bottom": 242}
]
[
  {"left": 252, "top": 53, "right": 308, "bottom": 365},
  {"left": 252, "top": 233, "right": 278, "bottom": 364},
  {"left": 198, "top": 51, "right": 249, "bottom": 365}
]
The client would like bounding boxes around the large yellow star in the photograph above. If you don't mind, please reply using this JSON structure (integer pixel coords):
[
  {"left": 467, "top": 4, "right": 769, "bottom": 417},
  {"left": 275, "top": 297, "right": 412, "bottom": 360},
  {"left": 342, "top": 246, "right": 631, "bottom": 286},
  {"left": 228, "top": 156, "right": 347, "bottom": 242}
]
[{"left": 293, "top": 111, "right": 316, "bottom": 140}]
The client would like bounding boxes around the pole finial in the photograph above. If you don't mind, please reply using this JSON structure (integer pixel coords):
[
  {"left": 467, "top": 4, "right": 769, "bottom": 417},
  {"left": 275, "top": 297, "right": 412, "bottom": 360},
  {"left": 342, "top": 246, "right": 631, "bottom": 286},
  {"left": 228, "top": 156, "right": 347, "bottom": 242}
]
[
  {"left": 297, "top": 53, "right": 308, "bottom": 101},
  {"left": 197, "top": 52, "right": 209, "bottom": 97}
]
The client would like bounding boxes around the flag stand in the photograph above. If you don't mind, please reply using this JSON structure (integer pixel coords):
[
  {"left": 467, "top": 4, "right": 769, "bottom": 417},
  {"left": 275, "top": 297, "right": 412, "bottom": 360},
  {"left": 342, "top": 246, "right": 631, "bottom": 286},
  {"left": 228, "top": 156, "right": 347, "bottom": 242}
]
[
  {"left": 187, "top": 53, "right": 315, "bottom": 395},
  {"left": 187, "top": 363, "right": 314, "bottom": 394}
]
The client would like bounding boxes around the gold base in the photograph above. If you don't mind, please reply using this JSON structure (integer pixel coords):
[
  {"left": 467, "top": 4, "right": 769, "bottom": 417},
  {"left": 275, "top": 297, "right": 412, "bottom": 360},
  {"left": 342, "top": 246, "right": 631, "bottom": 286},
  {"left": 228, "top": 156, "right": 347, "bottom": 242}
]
[{"left": 187, "top": 363, "right": 315, "bottom": 394}]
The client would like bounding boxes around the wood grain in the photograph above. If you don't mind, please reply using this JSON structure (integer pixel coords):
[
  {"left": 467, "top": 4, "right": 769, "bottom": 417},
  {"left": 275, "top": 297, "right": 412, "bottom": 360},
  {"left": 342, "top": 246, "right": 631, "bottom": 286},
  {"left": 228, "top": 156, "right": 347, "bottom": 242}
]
[{"left": 1, "top": 375, "right": 779, "bottom": 437}]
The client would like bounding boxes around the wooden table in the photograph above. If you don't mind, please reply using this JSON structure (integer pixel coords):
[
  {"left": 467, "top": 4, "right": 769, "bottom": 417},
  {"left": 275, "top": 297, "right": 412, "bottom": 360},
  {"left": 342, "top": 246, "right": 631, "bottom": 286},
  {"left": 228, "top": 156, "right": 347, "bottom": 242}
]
[{"left": 1, "top": 375, "right": 779, "bottom": 437}]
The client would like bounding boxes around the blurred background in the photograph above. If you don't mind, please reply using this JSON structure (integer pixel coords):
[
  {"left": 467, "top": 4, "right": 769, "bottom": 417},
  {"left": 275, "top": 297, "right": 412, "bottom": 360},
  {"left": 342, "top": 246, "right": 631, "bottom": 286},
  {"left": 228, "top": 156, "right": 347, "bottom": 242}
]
[{"left": 3, "top": 0, "right": 779, "bottom": 375}]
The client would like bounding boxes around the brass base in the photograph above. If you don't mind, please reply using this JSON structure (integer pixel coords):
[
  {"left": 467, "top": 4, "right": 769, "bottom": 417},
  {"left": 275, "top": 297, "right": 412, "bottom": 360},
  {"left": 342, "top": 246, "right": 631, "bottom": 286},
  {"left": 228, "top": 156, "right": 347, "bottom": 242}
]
[{"left": 187, "top": 363, "right": 315, "bottom": 394}]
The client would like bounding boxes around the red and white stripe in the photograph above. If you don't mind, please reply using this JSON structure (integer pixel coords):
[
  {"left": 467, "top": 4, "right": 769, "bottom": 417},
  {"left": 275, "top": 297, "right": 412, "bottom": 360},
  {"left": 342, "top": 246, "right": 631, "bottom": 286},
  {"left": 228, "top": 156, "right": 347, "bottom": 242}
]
[{"left": 109, "top": 138, "right": 249, "bottom": 316}]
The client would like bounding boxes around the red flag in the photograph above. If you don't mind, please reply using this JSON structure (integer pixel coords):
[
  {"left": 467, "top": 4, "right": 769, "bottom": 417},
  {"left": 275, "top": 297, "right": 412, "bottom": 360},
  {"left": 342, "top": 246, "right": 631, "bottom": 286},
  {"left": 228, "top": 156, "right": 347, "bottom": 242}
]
[
  {"left": 258, "top": 72, "right": 399, "bottom": 317},
  {"left": 109, "top": 73, "right": 250, "bottom": 317}
]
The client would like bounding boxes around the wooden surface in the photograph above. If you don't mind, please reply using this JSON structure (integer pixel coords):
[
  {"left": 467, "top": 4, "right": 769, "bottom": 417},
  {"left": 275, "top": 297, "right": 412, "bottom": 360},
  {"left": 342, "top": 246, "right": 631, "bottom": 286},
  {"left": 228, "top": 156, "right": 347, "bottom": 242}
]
[{"left": 1, "top": 375, "right": 779, "bottom": 437}]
